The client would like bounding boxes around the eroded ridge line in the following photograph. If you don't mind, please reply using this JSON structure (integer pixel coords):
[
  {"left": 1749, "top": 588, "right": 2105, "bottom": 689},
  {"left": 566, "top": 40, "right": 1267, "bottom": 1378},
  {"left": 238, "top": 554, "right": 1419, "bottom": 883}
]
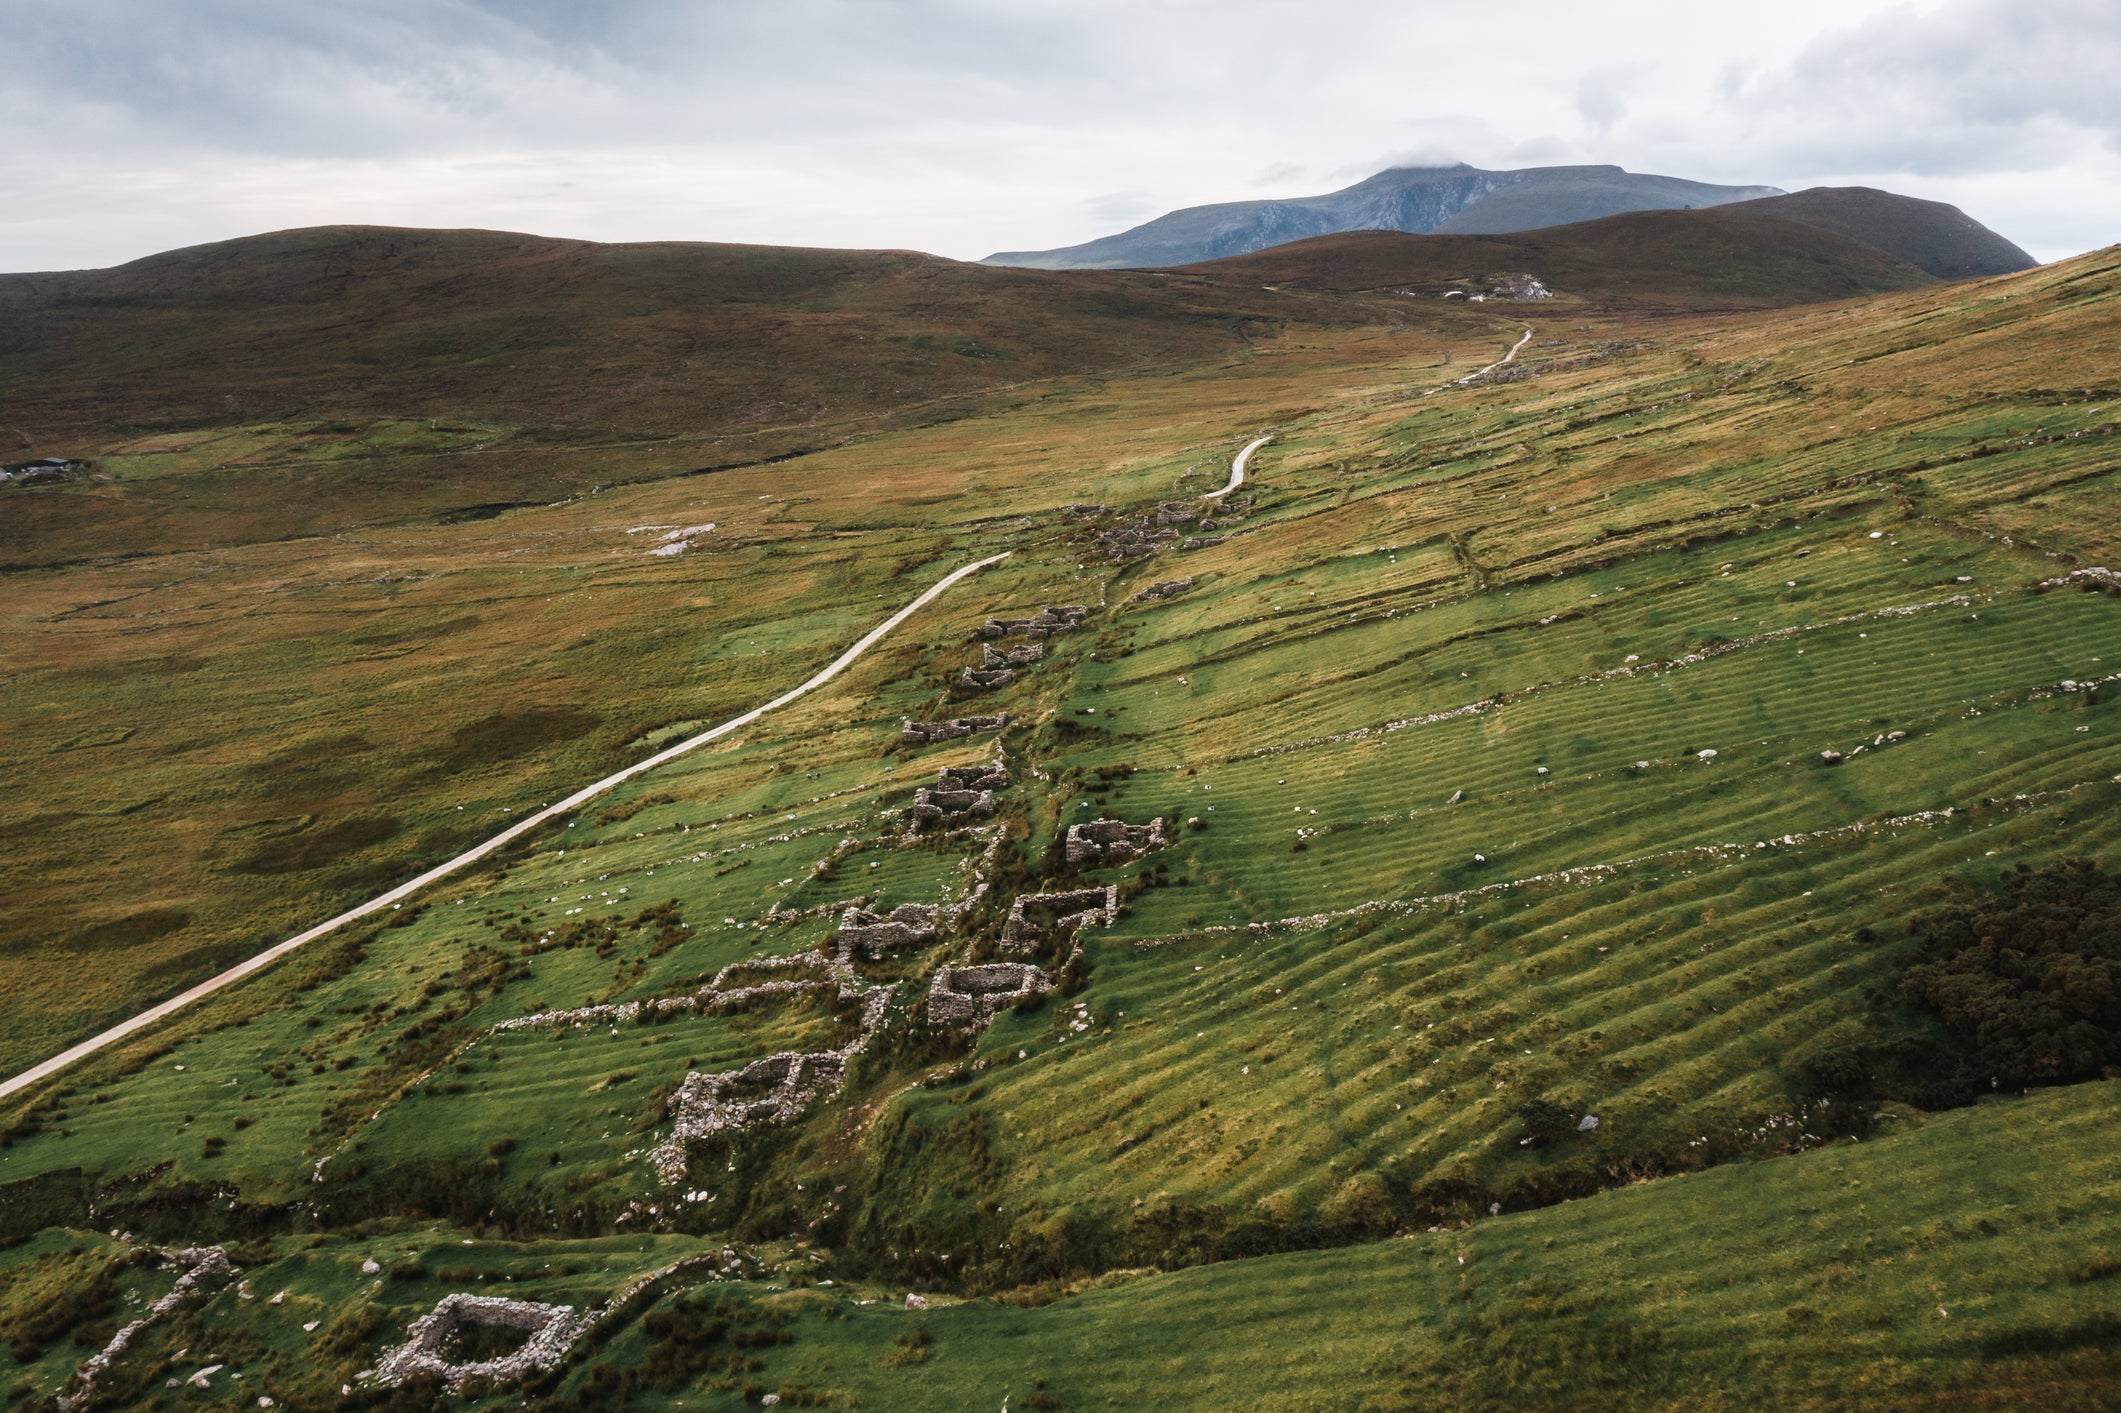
[{"left": 0, "top": 551, "right": 1012, "bottom": 1102}]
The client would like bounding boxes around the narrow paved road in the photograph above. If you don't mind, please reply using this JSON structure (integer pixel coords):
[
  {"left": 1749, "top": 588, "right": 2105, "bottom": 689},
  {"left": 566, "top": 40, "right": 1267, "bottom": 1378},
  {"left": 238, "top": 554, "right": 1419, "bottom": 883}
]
[
  {"left": 1207, "top": 435, "right": 1272, "bottom": 501},
  {"left": 0, "top": 550, "right": 1012, "bottom": 1102}
]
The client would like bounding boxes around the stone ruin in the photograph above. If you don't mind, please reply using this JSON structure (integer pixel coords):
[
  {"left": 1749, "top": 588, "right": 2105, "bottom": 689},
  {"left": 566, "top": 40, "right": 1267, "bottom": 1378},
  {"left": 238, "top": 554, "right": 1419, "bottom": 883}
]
[
  {"left": 939, "top": 761, "right": 1009, "bottom": 792},
  {"left": 959, "top": 666, "right": 1015, "bottom": 690},
  {"left": 374, "top": 1293, "right": 592, "bottom": 1390},
  {"left": 661, "top": 1051, "right": 848, "bottom": 1153},
  {"left": 900, "top": 712, "right": 1006, "bottom": 746},
  {"left": 1095, "top": 520, "right": 1179, "bottom": 561},
  {"left": 837, "top": 902, "right": 939, "bottom": 957},
  {"left": 1001, "top": 884, "right": 1120, "bottom": 958},
  {"left": 1134, "top": 576, "right": 1192, "bottom": 602},
  {"left": 908, "top": 760, "right": 1006, "bottom": 831},
  {"left": 1065, "top": 817, "right": 1168, "bottom": 867},
  {"left": 982, "top": 604, "right": 1087, "bottom": 640},
  {"left": 1182, "top": 535, "right": 1225, "bottom": 550},
  {"left": 928, "top": 962, "right": 1051, "bottom": 1024},
  {"left": 985, "top": 642, "right": 1045, "bottom": 667},
  {"left": 1155, "top": 500, "right": 1199, "bottom": 525}
]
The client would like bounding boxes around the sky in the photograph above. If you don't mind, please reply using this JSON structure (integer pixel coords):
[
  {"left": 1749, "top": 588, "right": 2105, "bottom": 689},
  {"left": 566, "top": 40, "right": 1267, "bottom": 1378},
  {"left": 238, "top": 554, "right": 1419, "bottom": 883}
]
[{"left": 5, "top": 0, "right": 2119, "bottom": 272}]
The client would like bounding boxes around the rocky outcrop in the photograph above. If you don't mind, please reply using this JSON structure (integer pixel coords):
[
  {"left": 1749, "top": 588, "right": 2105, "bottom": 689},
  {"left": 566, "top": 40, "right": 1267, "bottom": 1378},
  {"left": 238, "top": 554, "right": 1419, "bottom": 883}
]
[
  {"left": 1001, "top": 884, "right": 1120, "bottom": 958},
  {"left": 1065, "top": 817, "right": 1168, "bottom": 867},
  {"left": 901, "top": 713, "right": 1007, "bottom": 746},
  {"left": 374, "top": 1294, "right": 591, "bottom": 1390},
  {"left": 838, "top": 903, "right": 939, "bottom": 957},
  {"left": 1135, "top": 577, "right": 1192, "bottom": 601},
  {"left": 982, "top": 605, "right": 1087, "bottom": 640},
  {"left": 928, "top": 963, "right": 1051, "bottom": 1024}
]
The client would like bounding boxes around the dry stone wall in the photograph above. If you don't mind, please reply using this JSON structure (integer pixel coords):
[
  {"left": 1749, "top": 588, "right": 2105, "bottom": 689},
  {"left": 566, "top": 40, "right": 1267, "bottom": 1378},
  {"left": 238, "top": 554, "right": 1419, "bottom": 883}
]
[
  {"left": 1065, "top": 817, "right": 1168, "bottom": 867},
  {"left": 982, "top": 605, "right": 1087, "bottom": 639},
  {"left": 1135, "top": 577, "right": 1192, "bottom": 602},
  {"left": 374, "top": 1294, "right": 591, "bottom": 1390},
  {"left": 837, "top": 903, "right": 939, "bottom": 957},
  {"left": 900, "top": 713, "right": 1007, "bottom": 746},
  {"left": 1001, "top": 884, "right": 1120, "bottom": 958},
  {"left": 927, "top": 963, "right": 1051, "bottom": 1024}
]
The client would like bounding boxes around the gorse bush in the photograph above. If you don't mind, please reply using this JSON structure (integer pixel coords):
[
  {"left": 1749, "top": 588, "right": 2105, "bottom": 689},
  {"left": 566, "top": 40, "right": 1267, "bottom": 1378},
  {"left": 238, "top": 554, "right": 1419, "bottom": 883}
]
[{"left": 1900, "top": 858, "right": 2121, "bottom": 1087}]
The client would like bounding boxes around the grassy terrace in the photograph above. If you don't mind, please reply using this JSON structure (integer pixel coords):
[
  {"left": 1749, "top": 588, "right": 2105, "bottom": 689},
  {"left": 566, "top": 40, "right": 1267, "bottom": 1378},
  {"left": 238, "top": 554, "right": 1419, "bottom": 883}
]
[{"left": 2, "top": 242, "right": 2117, "bottom": 1407}]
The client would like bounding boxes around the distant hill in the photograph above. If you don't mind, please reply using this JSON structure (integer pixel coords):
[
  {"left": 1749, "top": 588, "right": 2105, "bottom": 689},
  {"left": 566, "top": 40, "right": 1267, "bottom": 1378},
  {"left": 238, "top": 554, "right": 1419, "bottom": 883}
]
[
  {"left": 984, "top": 164, "right": 1783, "bottom": 270},
  {"left": 1177, "top": 205, "right": 1938, "bottom": 307},
  {"left": 0, "top": 225, "right": 1331, "bottom": 442},
  {"left": 1725, "top": 187, "right": 2037, "bottom": 279}
]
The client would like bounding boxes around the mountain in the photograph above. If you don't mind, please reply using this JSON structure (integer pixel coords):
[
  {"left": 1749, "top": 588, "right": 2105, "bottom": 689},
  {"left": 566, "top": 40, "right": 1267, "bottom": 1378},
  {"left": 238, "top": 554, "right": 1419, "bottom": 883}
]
[
  {"left": 1175, "top": 205, "right": 1938, "bottom": 306},
  {"left": 1726, "top": 186, "right": 2038, "bottom": 279},
  {"left": 983, "top": 163, "right": 1784, "bottom": 269}
]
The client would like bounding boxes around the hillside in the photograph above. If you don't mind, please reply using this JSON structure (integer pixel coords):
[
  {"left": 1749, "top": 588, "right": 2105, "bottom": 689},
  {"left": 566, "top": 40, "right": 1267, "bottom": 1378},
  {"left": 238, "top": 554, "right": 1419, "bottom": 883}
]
[
  {"left": 3, "top": 229, "right": 2119, "bottom": 1409},
  {"left": 1178, "top": 205, "right": 1940, "bottom": 305},
  {"left": 0, "top": 225, "right": 1370, "bottom": 559},
  {"left": 983, "top": 162, "right": 1780, "bottom": 269},
  {"left": 1730, "top": 186, "right": 2039, "bottom": 279}
]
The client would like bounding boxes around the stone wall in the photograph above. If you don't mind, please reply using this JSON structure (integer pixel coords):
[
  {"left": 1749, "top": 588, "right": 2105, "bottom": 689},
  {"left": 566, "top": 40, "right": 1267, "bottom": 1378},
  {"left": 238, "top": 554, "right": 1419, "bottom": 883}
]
[
  {"left": 901, "top": 713, "right": 1007, "bottom": 746},
  {"left": 837, "top": 902, "right": 939, "bottom": 957},
  {"left": 1064, "top": 817, "right": 1168, "bottom": 867},
  {"left": 57, "top": 1247, "right": 233, "bottom": 1413},
  {"left": 981, "top": 605, "right": 1087, "bottom": 639},
  {"left": 1000, "top": 884, "right": 1119, "bottom": 957},
  {"left": 959, "top": 666, "right": 1015, "bottom": 689},
  {"left": 1134, "top": 576, "right": 1192, "bottom": 602},
  {"left": 927, "top": 962, "right": 1051, "bottom": 1024},
  {"left": 374, "top": 1294, "right": 592, "bottom": 1390}
]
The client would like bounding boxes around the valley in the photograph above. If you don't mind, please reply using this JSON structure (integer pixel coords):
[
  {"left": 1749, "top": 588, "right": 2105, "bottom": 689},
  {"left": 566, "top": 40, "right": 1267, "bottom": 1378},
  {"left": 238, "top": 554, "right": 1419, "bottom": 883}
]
[{"left": 2, "top": 223, "right": 2117, "bottom": 1410}]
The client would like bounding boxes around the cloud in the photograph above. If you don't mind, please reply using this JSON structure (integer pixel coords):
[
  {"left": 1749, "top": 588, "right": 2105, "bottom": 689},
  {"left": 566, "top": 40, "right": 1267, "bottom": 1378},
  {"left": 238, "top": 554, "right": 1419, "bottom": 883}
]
[{"left": 0, "top": 0, "right": 2114, "bottom": 270}]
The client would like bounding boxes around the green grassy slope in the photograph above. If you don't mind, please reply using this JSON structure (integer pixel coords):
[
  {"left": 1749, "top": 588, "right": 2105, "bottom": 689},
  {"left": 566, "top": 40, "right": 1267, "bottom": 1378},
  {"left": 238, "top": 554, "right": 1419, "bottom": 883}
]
[
  {"left": 5, "top": 1082, "right": 2112, "bottom": 1409},
  {"left": 2, "top": 238, "right": 2118, "bottom": 1410}
]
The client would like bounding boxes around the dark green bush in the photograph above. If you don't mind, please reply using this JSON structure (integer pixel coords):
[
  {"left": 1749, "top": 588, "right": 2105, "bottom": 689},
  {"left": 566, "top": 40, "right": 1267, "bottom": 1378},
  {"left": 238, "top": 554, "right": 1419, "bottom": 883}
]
[{"left": 1899, "top": 858, "right": 2121, "bottom": 1087}]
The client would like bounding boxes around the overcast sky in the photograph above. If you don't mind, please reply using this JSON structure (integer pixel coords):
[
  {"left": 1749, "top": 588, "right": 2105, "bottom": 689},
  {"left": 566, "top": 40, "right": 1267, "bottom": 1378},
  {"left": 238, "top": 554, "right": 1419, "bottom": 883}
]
[{"left": 6, "top": 0, "right": 2118, "bottom": 272}]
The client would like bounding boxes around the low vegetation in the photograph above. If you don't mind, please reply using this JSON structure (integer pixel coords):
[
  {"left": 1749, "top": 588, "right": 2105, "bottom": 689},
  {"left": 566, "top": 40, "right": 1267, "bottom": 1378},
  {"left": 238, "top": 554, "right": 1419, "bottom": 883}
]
[{"left": 2, "top": 228, "right": 2118, "bottom": 1407}]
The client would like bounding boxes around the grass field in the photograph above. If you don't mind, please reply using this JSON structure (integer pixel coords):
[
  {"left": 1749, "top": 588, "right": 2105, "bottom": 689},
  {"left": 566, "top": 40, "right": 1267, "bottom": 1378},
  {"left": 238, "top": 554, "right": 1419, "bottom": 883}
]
[{"left": 2, "top": 229, "right": 2117, "bottom": 1408}]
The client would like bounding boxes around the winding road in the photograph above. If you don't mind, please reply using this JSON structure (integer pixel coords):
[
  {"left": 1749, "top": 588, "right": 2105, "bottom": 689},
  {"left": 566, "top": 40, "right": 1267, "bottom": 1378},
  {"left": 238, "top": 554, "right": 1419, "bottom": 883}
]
[
  {"left": 0, "top": 550, "right": 1013, "bottom": 1102},
  {"left": 1207, "top": 435, "right": 1272, "bottom": 501}
]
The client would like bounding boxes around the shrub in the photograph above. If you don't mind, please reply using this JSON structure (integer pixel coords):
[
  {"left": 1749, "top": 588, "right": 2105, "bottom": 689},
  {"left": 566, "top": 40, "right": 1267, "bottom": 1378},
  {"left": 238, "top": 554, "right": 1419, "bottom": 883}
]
[{"left": 1899, "top": 858, "right": 2121, "bottom": 1087}]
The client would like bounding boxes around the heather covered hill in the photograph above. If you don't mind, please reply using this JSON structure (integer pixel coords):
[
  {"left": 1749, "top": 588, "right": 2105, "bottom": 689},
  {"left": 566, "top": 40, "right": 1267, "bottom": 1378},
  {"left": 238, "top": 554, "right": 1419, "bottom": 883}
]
[
  {"left": 1176, "top": 205, "right": 1939, "bottom": 306},
  {"left": 1730, "top": 185, "right": 2039, "bottom": 279}
]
